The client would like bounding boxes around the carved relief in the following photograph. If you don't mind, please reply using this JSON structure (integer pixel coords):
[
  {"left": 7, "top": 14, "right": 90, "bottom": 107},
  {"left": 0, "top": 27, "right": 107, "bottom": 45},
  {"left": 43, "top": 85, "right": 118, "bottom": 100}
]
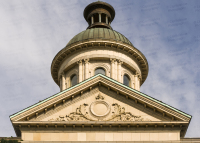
[
  {"left": 49, "top": 94, "right": 150, "bottom": 121},
  {"left": 107, "top": 103, "right": 146, "bottom": 121},
  {"left": 96, "top": 94, "right": 104, "bottom": 100}
]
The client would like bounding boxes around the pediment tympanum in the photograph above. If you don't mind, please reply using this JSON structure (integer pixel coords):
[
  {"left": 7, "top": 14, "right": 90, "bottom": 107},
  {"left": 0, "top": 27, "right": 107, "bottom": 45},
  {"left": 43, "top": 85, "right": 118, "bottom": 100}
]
[{"left": 37, "top": 87, "right": 161, "bottom": 122}]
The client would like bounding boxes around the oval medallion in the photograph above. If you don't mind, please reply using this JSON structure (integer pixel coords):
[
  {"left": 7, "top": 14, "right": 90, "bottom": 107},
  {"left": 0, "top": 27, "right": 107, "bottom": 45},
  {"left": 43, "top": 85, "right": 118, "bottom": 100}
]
[{"left": 90, "top": 100, "right": 111, "bottom": 117}]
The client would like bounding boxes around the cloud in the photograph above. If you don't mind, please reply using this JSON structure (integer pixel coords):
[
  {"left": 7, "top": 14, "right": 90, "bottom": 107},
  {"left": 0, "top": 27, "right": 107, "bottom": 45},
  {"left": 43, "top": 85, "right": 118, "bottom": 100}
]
[{"left": 0, "top": 0, "right": 199, "bottom": 137}]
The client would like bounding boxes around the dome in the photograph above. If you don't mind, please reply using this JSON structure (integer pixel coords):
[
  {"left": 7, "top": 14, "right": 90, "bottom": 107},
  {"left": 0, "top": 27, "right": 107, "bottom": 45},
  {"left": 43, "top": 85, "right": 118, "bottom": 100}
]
[{"left": 66, "top": 28, "right": 133, "bottom": 47}]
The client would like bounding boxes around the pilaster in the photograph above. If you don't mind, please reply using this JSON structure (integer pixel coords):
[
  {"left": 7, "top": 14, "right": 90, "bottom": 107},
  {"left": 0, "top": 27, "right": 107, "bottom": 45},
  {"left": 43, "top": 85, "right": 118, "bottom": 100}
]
[
  {"left": 61, "top": 72, "right": 66, "bottom": 91},
  {"left": 110, "top": 58, "right": 116, "bottom": 79},
  {"left": 135, "top": 72, "right": 141, "bottom": 91},
  {"left": 84, "top": 59, "right": 90, "bottom": 79},
  {"left": 77, "top": 60, "right": 83, "bottom": 83},
  {"left": 59, "top": 76, "right": 62, "bottom": 92},
  {"left": 134, "top": 74, "right": 138, "bottom": 90},
  {"left": 117, "top": 60, "right": 123, "bottom": 82}
]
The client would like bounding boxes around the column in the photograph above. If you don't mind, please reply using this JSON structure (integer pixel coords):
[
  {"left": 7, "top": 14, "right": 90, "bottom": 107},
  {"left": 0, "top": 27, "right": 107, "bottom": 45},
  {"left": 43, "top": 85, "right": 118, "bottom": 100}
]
[
  {"left": 77, "top": 60, "right": 83, "bottom": 83},
  {"left": 82, "top": 62, "right": 85, "bottom": 80},
  {"left": 106, "top": 15, "right": 108, "bottom": 24},
  {"left": 61, "top": 72, "right": 65, "bottom": 91},
  {"left": 114, "top": 60, "right": 118, "bottom": 80},
  {"left": 135, "top": 72, "right": 141, "bottom": 91},
  {"left": 134, "top": 74, "right": 138, "bottom": 90},
  {"left": 99, "top": 13, "right": 101, "bottom": 22},
  {"left": 138, "top": 77, "right": 141, "bottom": 91},
  {"left": 138, "top": 74, "right": 141, "bottom": 91},
  {"left": 84, "top": 59, "right": 89, "bottom": 79},
  {"left": 110, "top": 58, "right": 116, "bottom": 79},
  {"left": 60, "top": 76, "right": 62, "bottom": 91},
  {"left": 66, "top": 77, "right": 69, "bottom": 88},
  {"left": 117, "top": 60, "right": 123, "bottom": 82},
  {"left": 91, "top": 16, "right": 94, "bottom": 24}
]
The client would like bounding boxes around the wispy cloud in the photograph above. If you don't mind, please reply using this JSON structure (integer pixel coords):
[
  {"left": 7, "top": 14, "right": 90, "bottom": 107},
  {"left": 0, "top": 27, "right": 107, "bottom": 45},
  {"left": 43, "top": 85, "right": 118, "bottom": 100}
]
[{"left": 0, "top": 0, "right": 199, "bottom": 137}]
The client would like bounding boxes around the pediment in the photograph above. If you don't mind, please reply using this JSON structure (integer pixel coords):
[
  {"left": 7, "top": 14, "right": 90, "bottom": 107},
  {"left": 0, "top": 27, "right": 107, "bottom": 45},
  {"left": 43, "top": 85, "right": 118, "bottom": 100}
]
[
  {"left": 10, "top": 75, "right": 191, "bottom": 137},
  {"left": 10, "top": 75, "right": 191, "bottom": 122}
]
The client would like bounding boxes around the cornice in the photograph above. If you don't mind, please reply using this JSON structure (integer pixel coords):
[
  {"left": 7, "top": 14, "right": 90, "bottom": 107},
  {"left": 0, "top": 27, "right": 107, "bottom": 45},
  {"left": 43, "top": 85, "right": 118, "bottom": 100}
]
[
  {"left": 51, "top": 41, "right": 148, "bottom": 86},
  {"left": 13, "top": 121, "right": 188, "bottom": 138},
  {"left": 10, "top": 75, "right": 191, "bottom": 122}
]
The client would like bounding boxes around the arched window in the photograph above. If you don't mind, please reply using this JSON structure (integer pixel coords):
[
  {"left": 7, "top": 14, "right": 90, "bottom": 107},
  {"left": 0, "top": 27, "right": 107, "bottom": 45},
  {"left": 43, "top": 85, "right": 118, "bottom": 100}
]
[
  {"left": 123, "top": 74, "right": 130, "bottom": 87},
  {"left": 70, "top": 74, "right": 77, "bottom": 87},
  {"left": 95, "top": 67, "right": 105, "bottom": 75}
]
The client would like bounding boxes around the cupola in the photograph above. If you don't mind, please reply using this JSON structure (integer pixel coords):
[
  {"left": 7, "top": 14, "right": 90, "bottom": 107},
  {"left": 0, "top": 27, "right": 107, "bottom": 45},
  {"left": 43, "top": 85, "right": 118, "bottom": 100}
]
[
  {"left": 51, "top": 1, "right": 149, "bottom": 92},
  {"left": 83, "top": 1, "right": 115, "bottom": 29}
]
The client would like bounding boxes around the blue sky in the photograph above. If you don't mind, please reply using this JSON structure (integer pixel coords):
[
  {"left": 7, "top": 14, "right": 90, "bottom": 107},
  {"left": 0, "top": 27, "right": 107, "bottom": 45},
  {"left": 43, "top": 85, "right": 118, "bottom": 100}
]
[{"left": 0, "top": 0, "right": 200, "bottom": 137}]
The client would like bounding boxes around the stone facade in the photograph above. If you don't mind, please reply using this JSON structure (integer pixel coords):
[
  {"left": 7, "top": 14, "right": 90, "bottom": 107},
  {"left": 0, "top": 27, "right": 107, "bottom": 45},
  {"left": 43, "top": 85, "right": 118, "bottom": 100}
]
[{"left": 9, "top": 1, "right": 198, "bottom": 143}]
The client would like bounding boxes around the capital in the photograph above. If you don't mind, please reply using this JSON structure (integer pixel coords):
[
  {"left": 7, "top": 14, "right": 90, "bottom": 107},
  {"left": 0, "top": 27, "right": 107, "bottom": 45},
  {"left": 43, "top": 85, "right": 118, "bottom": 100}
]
[
  {"left": 77, "top": 60, "right": 82, "bottom": 64},
  {"left": 117, "top": 59, "right": 123, "bottom": 65},
  {"left": 136, "top": 72, "right": 141, "bottom": 79},
  {"left": 61, "top": 72, "right": 65, "bottom": 77},
  {"left": 84, "top": 58, "right": 89, "bottom": 64},
  {"left": 110, "top": 58, "right": 116, "bottom": 63}
]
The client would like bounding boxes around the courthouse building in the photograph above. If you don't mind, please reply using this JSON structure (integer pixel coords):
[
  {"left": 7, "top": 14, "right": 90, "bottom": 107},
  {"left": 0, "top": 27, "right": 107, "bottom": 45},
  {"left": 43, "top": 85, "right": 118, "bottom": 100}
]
[{"left": 9, "top": 1, "right": 200, "bottom": 143}]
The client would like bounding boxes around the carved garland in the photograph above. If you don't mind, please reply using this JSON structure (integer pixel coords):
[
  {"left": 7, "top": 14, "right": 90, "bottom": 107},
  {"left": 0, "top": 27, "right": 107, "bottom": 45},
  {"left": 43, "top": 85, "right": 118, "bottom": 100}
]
[{"left": 49, "top": 94, "right": 150, "bottom": 122}]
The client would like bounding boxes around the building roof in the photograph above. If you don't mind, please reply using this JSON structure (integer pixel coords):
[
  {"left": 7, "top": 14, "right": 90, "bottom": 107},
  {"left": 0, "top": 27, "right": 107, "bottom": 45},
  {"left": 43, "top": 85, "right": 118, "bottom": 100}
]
[
  {"left": 10, "top": 74, "right": 191, "bottom": 119},
  {"left": 83, "top": 1, "right": 115, "bottom": 22},
  {"left": 66, "top": 28, "right": 133, "bottom": 47}
]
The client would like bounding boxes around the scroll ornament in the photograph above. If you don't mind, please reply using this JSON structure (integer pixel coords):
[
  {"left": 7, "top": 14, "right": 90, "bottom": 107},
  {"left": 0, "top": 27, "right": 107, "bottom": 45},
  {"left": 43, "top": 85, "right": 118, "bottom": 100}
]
[{"left": 49, "top": 95, "right": 150, "bottom": 121}]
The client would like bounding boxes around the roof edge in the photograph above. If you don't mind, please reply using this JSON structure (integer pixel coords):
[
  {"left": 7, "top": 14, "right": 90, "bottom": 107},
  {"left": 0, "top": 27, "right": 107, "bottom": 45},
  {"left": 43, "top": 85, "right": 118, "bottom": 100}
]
[{"left": 10, "top": 74, "right": 192, "bottom": 119}]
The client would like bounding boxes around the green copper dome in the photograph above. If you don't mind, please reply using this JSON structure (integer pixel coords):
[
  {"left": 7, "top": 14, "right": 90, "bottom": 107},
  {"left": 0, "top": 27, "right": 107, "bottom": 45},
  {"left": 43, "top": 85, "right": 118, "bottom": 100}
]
[{"left": 66, "top": 28, "right": 133, "bottom": 47}]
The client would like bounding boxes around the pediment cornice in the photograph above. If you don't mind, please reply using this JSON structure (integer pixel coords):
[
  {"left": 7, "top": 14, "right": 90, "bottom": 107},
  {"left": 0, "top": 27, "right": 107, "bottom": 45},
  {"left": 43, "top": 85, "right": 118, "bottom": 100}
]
[{"left": 10, "top": 75, "right": 191, "bottom": 122}]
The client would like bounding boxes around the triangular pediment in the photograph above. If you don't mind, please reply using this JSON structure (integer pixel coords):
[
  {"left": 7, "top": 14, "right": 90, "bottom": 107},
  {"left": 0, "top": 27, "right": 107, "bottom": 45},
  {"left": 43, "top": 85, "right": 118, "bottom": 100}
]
[{"left": 10, "top": 74, "right": 191, "bottom": 137}]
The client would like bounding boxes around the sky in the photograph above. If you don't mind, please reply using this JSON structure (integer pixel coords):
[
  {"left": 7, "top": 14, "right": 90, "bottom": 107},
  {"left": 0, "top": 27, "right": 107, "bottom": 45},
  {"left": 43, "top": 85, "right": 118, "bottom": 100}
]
[{"left": 0, "top": 0, "right": 200, "bottom": 138}]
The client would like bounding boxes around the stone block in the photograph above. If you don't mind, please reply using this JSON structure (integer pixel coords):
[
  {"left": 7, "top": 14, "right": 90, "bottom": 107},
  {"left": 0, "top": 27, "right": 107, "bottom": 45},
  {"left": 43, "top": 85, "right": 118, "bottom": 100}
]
[
  {"left": 105, "top": 133, "right": 114, "bottom": 141},
  {"left": 113, "top": 133, "right": 123, "bottom": 141},
  {"left": 122, "top": 133, "right": 131, "bottom": 141},
  {"left": 77, "top": 133, "right": 86, "bottom": 141},
  {"left": 68, "top": 133, "right": 77, "bottom": 141},
  {"left": 132, "top": 133, "right": 140, "bottom": 141},
  {"left": 86, "top": 133, "right": 96, "bottom": 141},
  {"left": 95, "top": 133, "right": 105, "bottom": 141},
  {"left": 33, "top": 133, "right": 41, "bottom": 141}
]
